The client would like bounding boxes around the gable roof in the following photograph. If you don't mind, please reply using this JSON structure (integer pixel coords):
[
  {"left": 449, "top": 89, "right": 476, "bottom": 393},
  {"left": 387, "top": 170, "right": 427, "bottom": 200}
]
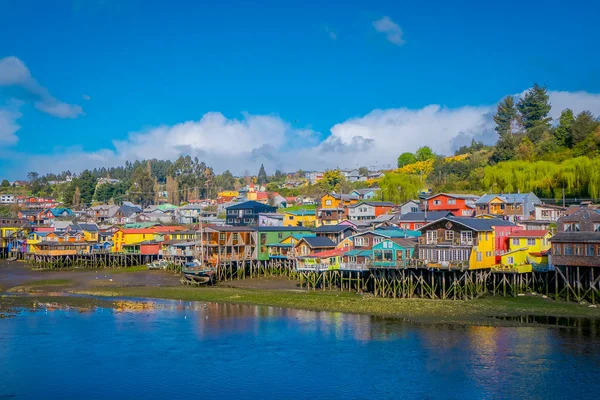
[
  {"left": 300, "top": 236, "right": 336, "bottom": 248},
  {"left": 257, "top": 226, "right": 313, "bottom": 232},
  {"left": 78, "top": 223, "right": 100, "bottom": 232},
  {"left": 475, "top": 193, "right": 535, "bottom": 205},
  {"left": 348, "top": 201, "right": 394, "bottom": 208},
  {"left": 426, "top": 193, "right": 479, "bottom": 201},
  {"left": 351, "top": 188, "right": 377, "bottom": 195},
  {"left": 419, "top": 216, "right": 517, "bottom": 232},
  {"left": 314, "top": 225, "right": 356, "bottom": 233},
  {"left": 306, "top": 248, "right": 347, "bottom": 258},
  {"left": 225, "top": 200, "right": 277, "bottom": 211},
  {"left": 508, "top": 230, "right": 549, "bottom": 238},
  {"left": 398, "top": 211, "right": 452, "bottom": 222}
]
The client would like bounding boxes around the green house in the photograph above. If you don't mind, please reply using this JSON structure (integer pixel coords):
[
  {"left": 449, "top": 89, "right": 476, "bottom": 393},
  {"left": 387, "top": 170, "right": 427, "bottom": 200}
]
[
  {"left": 372, "top": 238, "right": 417, "bottom": 267},
  {"left": 257, "top": 227, "right": 313, "bottom": 261}
]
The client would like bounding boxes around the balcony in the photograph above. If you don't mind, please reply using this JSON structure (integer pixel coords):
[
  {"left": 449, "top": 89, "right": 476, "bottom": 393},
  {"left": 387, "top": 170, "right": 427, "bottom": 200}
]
[{"left": 418, "top": 237, "right": 477, "bottom": 246}]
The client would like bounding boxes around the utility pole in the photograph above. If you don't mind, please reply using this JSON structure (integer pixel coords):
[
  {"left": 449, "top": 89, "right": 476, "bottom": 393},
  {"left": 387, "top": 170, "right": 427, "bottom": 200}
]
[{"left": 562, "top": 186, "right": 565, "bottom": 208}]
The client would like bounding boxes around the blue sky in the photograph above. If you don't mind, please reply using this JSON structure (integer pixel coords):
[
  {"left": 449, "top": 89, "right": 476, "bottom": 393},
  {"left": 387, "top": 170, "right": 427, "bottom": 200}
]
[{"left": 1, "top": 0, "right": 600, "bottom": 178}]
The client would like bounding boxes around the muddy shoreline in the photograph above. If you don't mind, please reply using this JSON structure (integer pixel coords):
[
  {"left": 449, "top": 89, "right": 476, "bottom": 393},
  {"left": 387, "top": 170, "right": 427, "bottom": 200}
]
[{"left": 2, "top": 261, "right": 600, "bottom": 326}]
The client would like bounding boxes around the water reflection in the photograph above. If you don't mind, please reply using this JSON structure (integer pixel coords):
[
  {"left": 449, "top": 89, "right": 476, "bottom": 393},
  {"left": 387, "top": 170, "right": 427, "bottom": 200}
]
[{"left": 1, "top": 299, "right": 599, "bottom": 400}]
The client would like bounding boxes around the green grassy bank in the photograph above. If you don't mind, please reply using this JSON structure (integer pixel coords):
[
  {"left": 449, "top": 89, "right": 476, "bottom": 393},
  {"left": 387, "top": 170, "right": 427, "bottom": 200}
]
[{"left": 73, "top": 286, "right": 600, "bottom": 324}]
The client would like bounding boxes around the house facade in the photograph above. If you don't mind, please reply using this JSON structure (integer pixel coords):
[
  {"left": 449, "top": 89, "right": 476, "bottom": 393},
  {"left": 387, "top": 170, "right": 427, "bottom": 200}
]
[
  {"left": 398, "top": 200, "right": 420, "bottom": 215},
  {"left": 395, "top": 211, "right": 452, "bottom": 231},
  {"left": 550, "top": 209, "right": 600, "bottom": 267},
  {"left": 225, "top": 201, "right": 277, "bottom": 226},
  {"left": 475, "top": 193, "right": 540, "bottom": 221},
  {"left": 426, "top": 193, "right": 478, "bottom": 217},
  {"left": 534, "top": 204, "right": 567, "bottom": 222},
  {"left": 347, "top": 202, "right": 394, "bottom": 221},
  {"left": 283, "top": 209, "right": 316, "bottom": 227},
  {"left": 417, "top": 217, "right": 516, "bottom": 269}
]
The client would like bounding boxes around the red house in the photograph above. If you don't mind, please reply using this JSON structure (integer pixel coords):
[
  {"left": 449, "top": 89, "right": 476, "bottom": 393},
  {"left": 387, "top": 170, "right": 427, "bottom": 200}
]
[
  {"left": 493, "top": 224, "right": 524, "bottom": 261},
  {"left": 140, "top": 241, "right": 161, "bottom": 255},
  {"left": 426, "top": 193, "right": 479, "bottom": 217}
]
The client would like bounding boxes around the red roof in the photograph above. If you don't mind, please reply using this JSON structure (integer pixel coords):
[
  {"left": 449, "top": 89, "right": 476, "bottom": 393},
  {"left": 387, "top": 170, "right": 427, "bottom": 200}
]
[
  {"left": 308, "top": 248, "right": 348, "bottom": 258},
  {"left": 508, "top": 230, "right": 548, "bottom": 238}
]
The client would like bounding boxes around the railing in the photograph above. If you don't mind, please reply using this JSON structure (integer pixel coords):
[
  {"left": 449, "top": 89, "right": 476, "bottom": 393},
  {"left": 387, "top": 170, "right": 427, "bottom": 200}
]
[
  {"left": 339, "top": 262, "right": 369, "bottom": 271},
  {"left": 368, "top": 259, "right": 426, "bottom": 268},
  {"left": 418, "top": 237, "right": 477, "bottom": 246},
  {"left": 296, "top": 263, "right": 330, "bottom": 271}
]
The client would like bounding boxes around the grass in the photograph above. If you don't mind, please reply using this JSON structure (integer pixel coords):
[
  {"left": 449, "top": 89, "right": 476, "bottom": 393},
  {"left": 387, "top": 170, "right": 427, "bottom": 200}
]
[
  {"left": 19, "top": 279, "right": 73, "bottom": 287},
  {"left": 108, "top": 265, "right": 149, "bottom": 274},
  {"left": 74, "top": 286, "right": 600, "bottom": 324}
]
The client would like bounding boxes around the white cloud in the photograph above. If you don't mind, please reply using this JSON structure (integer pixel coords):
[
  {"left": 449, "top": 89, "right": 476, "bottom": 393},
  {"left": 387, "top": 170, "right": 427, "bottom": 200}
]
[
  {"left": 324, "top": 27, "right": 337, "bottom": 40},
  {"left": 0, "top": 56, "right": 84, "bottom": 119},
  {"left": 373, "top": 16, "right": 405, "bottom": 46},
  {"left": 0, "top": 99, "right": 24, "bottom": 145},
  {"left": 4, "top": 88, "right": 600, "bottom": 178},
  {"left": 82, "top": 94, "right": 91, "bottom": 101}
]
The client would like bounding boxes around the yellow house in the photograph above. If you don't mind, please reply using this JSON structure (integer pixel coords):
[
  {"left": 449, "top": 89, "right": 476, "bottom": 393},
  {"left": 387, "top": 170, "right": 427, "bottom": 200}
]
[
  {"left": 320, "top": 193, "right": 358, "bottom": 209},
  {"left": 79, "top": 224, "right": 100, "bottom": 243},
  {"left": 112, "top": 228, "right": 157, "bottom": 252},
  {"left": 1, "top": 219, "right": 27, "bottom": 248},
  {"left": 283, "top": 209, "right": 316, "bottom": 227},
  {"left": 500, "top": 230, "right": 551, "bottom": 272}
]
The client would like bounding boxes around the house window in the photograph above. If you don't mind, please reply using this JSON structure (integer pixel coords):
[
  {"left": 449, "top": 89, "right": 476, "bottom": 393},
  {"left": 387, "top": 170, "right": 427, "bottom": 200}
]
[
  {"left": 325, "top": 200, "right": 332, "bottom": 206},
  {"left": 476, "top": 252, "right": 482, "bottom": 262},
  {"left": 553, "top": 244, "right": 561, "bottom": 255},
  {"left": 574, "top": 245, "right": 583, "bottom": 256},
  {"left": 354, "top": 237, "right": 364, "bottom": 246},
  {"left": 586, "top": 244, "right": 594, "bottom": 256},
  {"left": 349, "top": 256, "right": 357, "bottom": 263},
  {"left": 486, "top": 251, "right": 492, "bottom": 257},
  {"left": 383, "top": 250, "right": 393, "bottom": 261},
  {"left": 434, "top": 200, "right": 442, "bottom": 205},
  {"left": 414, "top": 223, "right": 423, "bottom": 229},
  {"left": 288, "top": 216, "right": 294, "bottom": 220},
  {"left": 411, "top": 207, "right": 418, "bottom": 212},
  {"left": 564, "top": 223, "right": 580, "bottom": 232},
  {"left": 541, "top": 210, "right": 550, "bottom": 217},
  {"left": 301, "top": 246, "right": 309, "bottom": 255},
  {"left": 364, "top": 238, "right": 369, "bottom": 246},
  {"left": 507, "top": 256, "right": 514, "bottom": 264},
  {"left": 445, "top": 230, "right": 454, "bottom": 241},
  {"left": 594, "top": 224, "right": 600, "bottom": 232},
  {"left": 512, "top": 238, "right": 520, "bottom": 246},
  {"left": 563, "top": 244, "right": 573, "bottom": 255},
  {"left": 260, "top": 234, "right": 267, "bottom": 245},
  {"left": 527, "top": 238, "right": 536, "bottom": 246},
  {"left": 373, "top": 237, "right": 383, "bottom": 245},
  {"left": 278, "top": 233, "right": 283, "bottom": 239},
  {"left": 461, "top": 231, "right": 473, "bottom": 245},
  {"left": 426, "top": 231, "right": 438, "bottom": 244},
  {"left": 485, "top": 232, "right": 489, "bottom": 241},
  {"left": 400, "top": 223, "right": 410, "bottom": 229}
]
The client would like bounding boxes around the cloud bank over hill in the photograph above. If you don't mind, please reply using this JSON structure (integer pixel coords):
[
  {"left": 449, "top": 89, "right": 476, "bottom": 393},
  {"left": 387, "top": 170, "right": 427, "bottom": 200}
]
[{"left": 3, "top": 86, "right": 600, "bottom": 177}]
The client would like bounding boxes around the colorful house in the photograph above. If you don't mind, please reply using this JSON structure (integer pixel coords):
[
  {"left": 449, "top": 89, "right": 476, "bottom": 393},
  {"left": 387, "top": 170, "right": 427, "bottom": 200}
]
[
  {"left": 417, "top": 216, "right": 517, "bottom": 269},
  {"left": 283, "top": 209, "right": 316, "bottom": 227},
  {"left": 320, "top": 193, "right": 359, "bottom": 209},
  {"left": 43, "top": 207, "right": 74, "bottom": 220},
  {"left": 426, "top": 193, "right": 478, "bottom": 217},
  {"left": 347, "top": 201, "right": 394, "bottom": 221},
  {"left": 474, "top": 193, "right": 541, "bottom": 221},
  {"left": 293, "top": 236, "right": 336, "bottom": 257},
  {"left": 112, "top": 226, "right": 185, "bottom": 252},
  {"left": 257, "top": 227, "right": 313, "bottom": 261},
  {"left": 316, "top": 207, "right": 346, "bottom": 226},
  {"left": 372, "top": 238, "right": 417, "bottom": 267},
  {"left": 499, "top": 230, "right": 552, "bottom": 272},
  {"left": 296, "top": 248, "right": 345, "bottom": 271},
  {"left": 267, "top": 233, "right": 315, "bottom": 259}
]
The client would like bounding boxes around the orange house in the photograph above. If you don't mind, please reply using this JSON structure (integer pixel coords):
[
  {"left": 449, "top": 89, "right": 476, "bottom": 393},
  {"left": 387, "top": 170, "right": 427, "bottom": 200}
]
[{"left": 426, "top": 193, "right": 479, "bottom": 217}]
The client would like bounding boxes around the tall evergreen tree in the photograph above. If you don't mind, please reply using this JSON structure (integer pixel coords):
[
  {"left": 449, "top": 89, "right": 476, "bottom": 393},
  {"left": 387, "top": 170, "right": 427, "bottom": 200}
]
[
  {"left": 555, "top": 108, "right": 574, "bottom": 146},
  {"left": 77, "top": 170, "right": 97, "bottom": 207},
  {"left": 571, "top": 111, "right": 600, "bottom": 145},
  {"left": 257, "top": 164, "right": 268, "bottom": 185},
  {"left": 489, "top": 134, "right": 517, "bottom": 164},
  {"left": 517, "top": 83, "right": 551, "bottom": 130},
  {"left": 493, "top": 96, "right": 516, "bottom": 136},
  {"left": 129, "top": 162, "right": 155, "bottom": 207}
]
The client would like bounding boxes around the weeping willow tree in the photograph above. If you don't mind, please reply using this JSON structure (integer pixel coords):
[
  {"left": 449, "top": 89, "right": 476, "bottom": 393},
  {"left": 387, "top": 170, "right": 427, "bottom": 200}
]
[
  {"left": 378, "top": 172, "right": 422, "bottom": 203},
  {"left": 482, "top": 157, "right": 600, "bottom": 199}
]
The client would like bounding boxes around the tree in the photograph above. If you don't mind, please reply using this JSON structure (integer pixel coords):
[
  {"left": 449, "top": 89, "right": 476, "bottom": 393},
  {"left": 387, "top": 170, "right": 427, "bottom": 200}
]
[
  {"left": 397, "top": 152, "right": 417, "bottom": 168},
  {"left": 257, "top": 164, "right": 268, "bottom": 185},
  {"left": 571, "top": 111, "right": 600, "bottom": 145},
  {"left": 72, "top": 186, "right": 81, "bottom": 208},
  {"left": 129, "top": 162, "right": 155, "bottom": 207},
  {"left": 358, "top": 166, "right": 369, "bottom": 176},
  {"left": 415, "top": 146, "right": 435, "bottom": 162},
  {"left": 516, "top": 137, "right": 535, "bottom": 161},
  {"left": 489, "top": 134, "right": 517, "bottom": 164},
  {"left": 493, "top": 96, "right": 517, "bottom": 136},
  {"left": 517, "top": 83, "right": 551, "bottom": 131},
  {"left": 322, "top": 169, "right": 343, "bottom": 189},
  {"left": 555, "top": 109, "right": 574, "bottom": 147},
  {"left": 378, "top": 173, "right": 421, "bottom": 203},
  {"left": 27, "top": 172, "right": 39, "bottom": 184},
  {"left": 1, "top": 179, "right": 9, "bottom": 188},
  {"left": 77, "top": 170, "right": 97, "bottom": 207}
]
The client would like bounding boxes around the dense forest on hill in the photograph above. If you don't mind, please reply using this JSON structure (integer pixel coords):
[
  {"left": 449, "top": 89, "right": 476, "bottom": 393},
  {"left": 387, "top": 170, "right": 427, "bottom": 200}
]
[{"left": 5, "top": 84, "right": 600, "bottom": 208}]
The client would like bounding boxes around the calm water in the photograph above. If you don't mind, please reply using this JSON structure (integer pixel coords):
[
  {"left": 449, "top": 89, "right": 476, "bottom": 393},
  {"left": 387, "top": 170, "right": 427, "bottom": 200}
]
[{"left": 1, "top": 299, "right": 600, "bottom": 400}]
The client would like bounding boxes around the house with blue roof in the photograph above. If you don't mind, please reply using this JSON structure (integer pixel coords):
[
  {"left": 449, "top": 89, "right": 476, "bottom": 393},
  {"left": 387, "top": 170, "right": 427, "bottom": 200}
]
[
  {"left": 474, "top": 192, "right": 540, "bottom": 221},
  {"left": 43, "top": 208, "right": 74, "bottom": 220}
]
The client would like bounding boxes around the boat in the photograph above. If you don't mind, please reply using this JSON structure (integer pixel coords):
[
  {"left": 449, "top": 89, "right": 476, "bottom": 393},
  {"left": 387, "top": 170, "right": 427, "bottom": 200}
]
[
  {"left": 147, "top": 259, "right": 170, "bottom": 270},
  {"left": 181, "top": 259, "right": 216, "bottom": 285}
]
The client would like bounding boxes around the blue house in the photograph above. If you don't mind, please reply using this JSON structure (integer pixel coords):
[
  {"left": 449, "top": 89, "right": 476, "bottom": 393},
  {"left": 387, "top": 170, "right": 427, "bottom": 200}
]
[{"left": 372, "top": 238, "right": 417, "bottom": 267}]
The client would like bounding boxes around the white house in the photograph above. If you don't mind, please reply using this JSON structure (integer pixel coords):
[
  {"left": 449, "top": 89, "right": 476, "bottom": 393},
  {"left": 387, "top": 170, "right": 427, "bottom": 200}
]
[
  {"left": 0, "top": 194, "right": 16, "bottom": 204},
  {"left": 534, "top": 204, "right": 567, "bottom": 222},
  {"left": 398, "top": 200, "right": 420, "bottom": 215}
]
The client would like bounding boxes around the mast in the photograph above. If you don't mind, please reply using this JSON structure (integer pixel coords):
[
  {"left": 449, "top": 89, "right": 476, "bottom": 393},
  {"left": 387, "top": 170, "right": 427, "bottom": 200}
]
[{"left": 199, "top": 209, "right": 204, "bottom": 264}]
